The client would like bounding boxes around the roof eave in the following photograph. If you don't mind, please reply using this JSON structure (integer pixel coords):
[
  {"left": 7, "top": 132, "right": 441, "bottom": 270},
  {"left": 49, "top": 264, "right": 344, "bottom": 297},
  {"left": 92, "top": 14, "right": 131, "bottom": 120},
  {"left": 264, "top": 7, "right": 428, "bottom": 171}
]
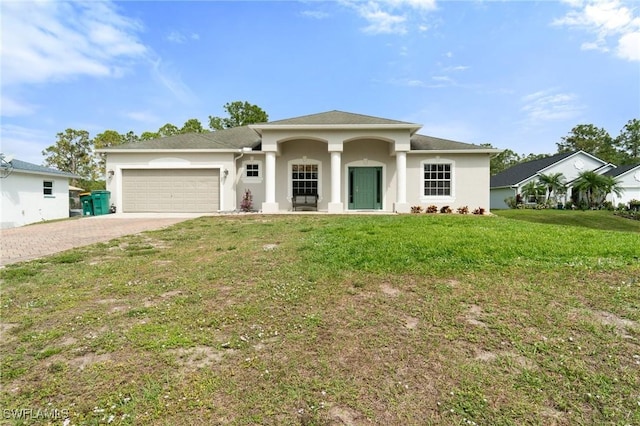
[
  {"left": 250, "top": 123, "right": 423, "bottom": 135},
  {"left": 409, "top": 149, "right": 501, "bottom": 154},
  {"left": 10, "top": 168, "right": 80, "bottom": 179},
  {"left": 97, "top": 148, "right": 245, "bottom": 154}
]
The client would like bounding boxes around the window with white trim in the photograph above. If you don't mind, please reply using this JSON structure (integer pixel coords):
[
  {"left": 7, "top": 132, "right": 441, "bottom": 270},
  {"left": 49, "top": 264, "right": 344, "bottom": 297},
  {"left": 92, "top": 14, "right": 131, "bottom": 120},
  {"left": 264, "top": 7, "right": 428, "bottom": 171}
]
[
  {"left": 241, "top": 160, "right": 262, "bottom": 183},
  {"left": 245, "top": 163, "right": 259, "bottom": 178},
  {"left": 43, "top": 180, "right": 53, "bottom": 196},
  {"left": 292, "top": 163, "right": 318, "bottom": 195},
  {"left": 423, "top": 163, "right": 452, "bottom": 196}
]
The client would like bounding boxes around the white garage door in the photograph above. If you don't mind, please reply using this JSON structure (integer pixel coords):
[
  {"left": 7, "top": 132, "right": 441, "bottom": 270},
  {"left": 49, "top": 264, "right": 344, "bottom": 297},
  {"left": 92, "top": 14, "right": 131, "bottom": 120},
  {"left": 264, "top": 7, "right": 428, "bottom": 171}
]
[{"left": 122, "top": 169, "right": 220, "bottom": 213}]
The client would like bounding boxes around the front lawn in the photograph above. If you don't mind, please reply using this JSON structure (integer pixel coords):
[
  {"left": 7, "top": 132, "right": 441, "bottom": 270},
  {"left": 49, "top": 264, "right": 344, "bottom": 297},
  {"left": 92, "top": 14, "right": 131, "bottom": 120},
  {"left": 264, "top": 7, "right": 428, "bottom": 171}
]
[
  {"left": 493, "top": 208, "right": 640, "bottom": 232},
  {"left": 1, "top": 214, "right": 639, "bottom": 425}
]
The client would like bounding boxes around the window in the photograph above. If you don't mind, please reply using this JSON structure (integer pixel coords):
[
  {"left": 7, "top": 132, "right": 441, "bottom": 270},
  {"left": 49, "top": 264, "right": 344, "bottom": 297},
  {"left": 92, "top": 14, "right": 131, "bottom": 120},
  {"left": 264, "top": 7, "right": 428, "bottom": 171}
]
[
  {"left": 423, "top": 163, "right": 451, "bottom": 196},
  {"left": 43, "top": 180, "right": 53, "bottom": 196},
  {"left": 292, "top": 164, "right": 318, "bottom": 195},
  {"left": 241, "top": 160, "right": 262, "bottom": 183},
  {"left": 245, "top": 163, "right": 259, "bottom": 178}
]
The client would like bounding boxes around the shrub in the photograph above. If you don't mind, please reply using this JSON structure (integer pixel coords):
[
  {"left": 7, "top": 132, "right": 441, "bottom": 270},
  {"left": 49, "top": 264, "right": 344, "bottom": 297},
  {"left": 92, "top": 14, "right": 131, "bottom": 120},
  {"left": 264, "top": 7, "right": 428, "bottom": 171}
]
[
  {"left": 457, "top": 206, "right": 469, "bottom": 214},
  {"left": 240, "top": 189, "right": 253, "bottom": 212},
  {"left": 440, "top": 206, "right": 452, "bottom": 214},
  {"left": 425, "top": 205, "right": 438, "bottom": 214},
  {"left": 504, "top": 197, "right": 518, "bottom": 209},
  {"left": 472, "top": 207, "right": 485, "bottom": 215},
  {"left": 410, "top": 206, "right": 423, "bottom": 214}
]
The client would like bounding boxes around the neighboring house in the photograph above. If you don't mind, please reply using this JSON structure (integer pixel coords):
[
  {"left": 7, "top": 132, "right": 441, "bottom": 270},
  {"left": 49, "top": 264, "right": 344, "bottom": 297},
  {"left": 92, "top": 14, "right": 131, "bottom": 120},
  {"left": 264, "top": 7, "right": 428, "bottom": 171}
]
[
  {"left": 490, "top": 151, "right": 616, "bottom": 209},
  {"left": 100, "top": 111, "right": 499, "bottom": 214},
  {"left": 0, "top": 158, "right": 80, "bottom": 229},
  {"left": 605, "top": 163, "right": 640, "bottom": 206}
]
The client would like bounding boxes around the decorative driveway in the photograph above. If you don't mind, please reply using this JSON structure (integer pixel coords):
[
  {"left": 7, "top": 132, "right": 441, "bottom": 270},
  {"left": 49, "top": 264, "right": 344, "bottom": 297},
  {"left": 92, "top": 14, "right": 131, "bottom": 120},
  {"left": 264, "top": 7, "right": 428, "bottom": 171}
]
[{"left": 0, "top": 214, "right": 203, "bottom": 266}]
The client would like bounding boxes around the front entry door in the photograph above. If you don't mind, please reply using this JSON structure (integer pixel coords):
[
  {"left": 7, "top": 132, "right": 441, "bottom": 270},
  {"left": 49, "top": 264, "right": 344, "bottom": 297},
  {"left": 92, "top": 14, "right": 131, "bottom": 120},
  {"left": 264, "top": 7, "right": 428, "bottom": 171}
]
[{"left": 349, "top": 167, "right": 382, "bottom": 210}]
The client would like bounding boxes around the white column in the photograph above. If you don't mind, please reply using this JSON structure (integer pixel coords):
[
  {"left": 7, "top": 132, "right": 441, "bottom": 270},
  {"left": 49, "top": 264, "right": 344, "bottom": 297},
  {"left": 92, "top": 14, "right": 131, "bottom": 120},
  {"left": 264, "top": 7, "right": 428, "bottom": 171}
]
[
  {"left": 395, "top": 151, "right": 410, "bottom": 213},
  {"left": 328, "top": 151, "right": 343, "bottom": 213},
  {"left": 262, "top": 151, "right": 279, "bottom": 213}
]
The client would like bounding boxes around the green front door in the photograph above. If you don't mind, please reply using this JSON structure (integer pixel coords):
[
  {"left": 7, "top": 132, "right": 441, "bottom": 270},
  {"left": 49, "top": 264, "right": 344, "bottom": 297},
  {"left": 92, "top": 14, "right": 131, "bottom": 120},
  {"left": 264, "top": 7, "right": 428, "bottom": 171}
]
[{"left": 348, "top": 167, "right": 382, "bottom": 210}]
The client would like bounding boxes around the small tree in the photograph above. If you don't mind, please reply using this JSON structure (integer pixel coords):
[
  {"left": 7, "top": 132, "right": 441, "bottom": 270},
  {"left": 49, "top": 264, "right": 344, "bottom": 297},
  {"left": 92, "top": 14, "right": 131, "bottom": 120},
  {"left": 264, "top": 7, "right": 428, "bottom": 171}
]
[
  {"left": 209, "top": 101, "right": 268, "bottom": 130},
  {"left": 520, "top": 180, "right": 545, "bottom": 204},
  {"left": 573, "top": 171, "right": 622, "bottom": 208},
  {"left": 538, "top": 172, "right": 566, "bottom": 204}
]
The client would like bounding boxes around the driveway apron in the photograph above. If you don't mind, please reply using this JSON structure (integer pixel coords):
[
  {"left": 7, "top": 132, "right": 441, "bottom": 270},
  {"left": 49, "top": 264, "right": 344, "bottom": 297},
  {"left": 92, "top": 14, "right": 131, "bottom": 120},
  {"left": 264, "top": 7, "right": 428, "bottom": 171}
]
[{"left": 0, "top": 215, "right": 197, "bottom": 266}]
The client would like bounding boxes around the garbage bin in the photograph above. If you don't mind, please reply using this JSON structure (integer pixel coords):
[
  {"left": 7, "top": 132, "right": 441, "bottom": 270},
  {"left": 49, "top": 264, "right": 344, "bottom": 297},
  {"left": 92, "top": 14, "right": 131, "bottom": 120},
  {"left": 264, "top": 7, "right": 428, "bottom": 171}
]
[
  {"left": 80, "top": 192, "right": 94, "bottom": 216},
  {"left": 91, "top": 190, "right": 111, "bottom": 216}
]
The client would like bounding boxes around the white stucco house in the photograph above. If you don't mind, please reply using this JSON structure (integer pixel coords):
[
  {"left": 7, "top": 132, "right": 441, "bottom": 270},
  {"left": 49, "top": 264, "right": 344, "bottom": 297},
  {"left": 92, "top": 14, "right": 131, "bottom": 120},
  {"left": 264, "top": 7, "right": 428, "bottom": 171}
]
[
  {"left": 490, "top": 150, "right": 616, "bottom": 209},
  {"left": 100, "top": 111, "right": 499, "bottom": 214},
  {"left": 0, "top": 157, "right": 80, "bottom": 229},
  {"left": 605, "top": 163, "right": 640, "bottom": 206}
]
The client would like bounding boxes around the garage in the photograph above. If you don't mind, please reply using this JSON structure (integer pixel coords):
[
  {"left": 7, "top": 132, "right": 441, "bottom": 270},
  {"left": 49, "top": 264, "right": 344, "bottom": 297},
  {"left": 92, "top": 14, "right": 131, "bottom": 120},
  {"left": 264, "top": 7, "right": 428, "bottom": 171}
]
[{"left": 122, "top": 169, "right": 220, "bottom": 213}]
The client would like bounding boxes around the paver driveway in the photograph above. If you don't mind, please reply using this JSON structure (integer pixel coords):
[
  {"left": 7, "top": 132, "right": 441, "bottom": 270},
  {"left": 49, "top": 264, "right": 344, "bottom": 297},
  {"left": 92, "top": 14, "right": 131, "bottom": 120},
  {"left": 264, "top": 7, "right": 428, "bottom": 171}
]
[{"left": 0, "top": 214, "right": 202, "bottom": 266}]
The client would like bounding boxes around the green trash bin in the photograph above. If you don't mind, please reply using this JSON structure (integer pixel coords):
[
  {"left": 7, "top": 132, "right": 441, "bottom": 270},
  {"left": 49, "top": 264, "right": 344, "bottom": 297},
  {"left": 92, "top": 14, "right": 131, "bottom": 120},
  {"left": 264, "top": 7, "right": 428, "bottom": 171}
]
[
  {"left": 80, "top": 193, "right": 94, "bottom": 216},
  {"left": 91, "top": 190, "right": 111, "bottom": 216}
]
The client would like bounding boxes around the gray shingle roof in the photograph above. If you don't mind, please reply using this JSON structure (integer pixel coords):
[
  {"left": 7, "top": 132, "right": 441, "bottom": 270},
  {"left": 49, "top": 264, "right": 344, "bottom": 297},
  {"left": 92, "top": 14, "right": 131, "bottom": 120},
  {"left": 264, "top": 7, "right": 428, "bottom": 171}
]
[
  {"left": 490, "top": 151, "right": 575, "bottom": 188},
  {"left": 605, "top": 163, "right": 640, "bottom": 177},
  {"left": 8, "top": 159, "right": 80, "bottom": 178},
  {"left": 101, "top": 126, "right": 261, "bottom": 151},
  {"left": 410, "top": 134, "right": 487, "bottom": 150},
  {"left": 263, "top": 110, "right": 418, "bottom": 126},
  {"left": 102, "top": 111, "right": 487, "bottom": 152}
]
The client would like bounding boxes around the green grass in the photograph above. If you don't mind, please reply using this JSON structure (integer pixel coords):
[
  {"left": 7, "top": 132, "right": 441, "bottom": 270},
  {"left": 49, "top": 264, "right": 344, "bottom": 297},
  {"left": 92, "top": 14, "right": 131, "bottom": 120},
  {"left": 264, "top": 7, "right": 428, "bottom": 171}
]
[
  {"left": 494, "top": 208, "right": 640, "bottom": 232},
  {"left": 1, "top": 213, "right": 639, "bottom": 425}
]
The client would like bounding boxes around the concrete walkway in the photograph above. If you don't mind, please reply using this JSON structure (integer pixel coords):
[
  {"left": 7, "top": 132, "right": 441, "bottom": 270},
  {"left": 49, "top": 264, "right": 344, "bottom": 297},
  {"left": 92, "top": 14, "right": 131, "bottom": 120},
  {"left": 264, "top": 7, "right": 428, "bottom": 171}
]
[{"left": 0, "top": 214, "right": 204, "bottom": 266}]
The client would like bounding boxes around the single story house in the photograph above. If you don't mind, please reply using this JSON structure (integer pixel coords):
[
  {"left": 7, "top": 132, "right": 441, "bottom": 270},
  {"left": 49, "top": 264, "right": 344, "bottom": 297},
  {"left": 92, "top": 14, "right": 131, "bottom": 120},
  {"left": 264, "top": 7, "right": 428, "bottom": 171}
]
[
  {"left": 100, "top": 111, "right": 499, "bottom": 214},
  {"left": 605, "top": 163, "right": 640, "bottom": 206},
  {"left": 0, "top": 157, "right": 80, "bottom": 229},
  {"left": 490, "top": 150, "right": 616, "bottom": 209}
]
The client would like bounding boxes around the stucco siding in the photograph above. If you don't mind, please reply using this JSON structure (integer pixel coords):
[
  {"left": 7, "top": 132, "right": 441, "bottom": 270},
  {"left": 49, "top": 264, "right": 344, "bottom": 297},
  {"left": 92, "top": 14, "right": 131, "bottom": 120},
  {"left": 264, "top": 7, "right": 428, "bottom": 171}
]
[
  {"left": 105, "top": 152, "right": 236, "bottom": 212},
  {"left": 274, "top": 140, "right": 331, "bottom": 210},
  {"left": 1, "top": 172, "right": 70, "bottom": 228},
  {"left": 406, "top": 153, "right": 491, "bottom": 211},
  {"left": 342, "top": 139, "right": 396, "bottom": 211}
]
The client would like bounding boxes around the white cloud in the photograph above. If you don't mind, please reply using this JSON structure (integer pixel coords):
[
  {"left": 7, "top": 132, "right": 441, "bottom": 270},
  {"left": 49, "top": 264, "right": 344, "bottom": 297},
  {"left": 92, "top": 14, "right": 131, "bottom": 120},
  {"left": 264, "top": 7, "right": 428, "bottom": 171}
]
[
  {"left": 553, "top": 0, "right": 640, "bottom": 62},
  {"left": 150, "top": 59, "right": 195, "bottom": 104},
  {"left": 125, "top": 111, "right": 159, "bottom": 123},
  {"left": 342, "top": 0, "right": 437, "bottom": 35},
  {"left": 521, "top": 89, "right": 584, "bottom": 123},
  {"left": 0, "top": 1, "right": 147, "bottom": 86},
  {"left": 360, "top": 4, "right": 407, "bottom": 34},
  {"left": 617, "top": 31, "right": 640, "bottom": 61},
  {"left": 0, "top": 124, "right": 52, "bottom": 165},
  {"left": 166, "top": 30, "right": 200, "bottom": 44},
  {"left": 1, "top": 96, "right": 37, "bottom": 117},
  {"left": 301, "top": 10, "right": 330, "bottom": 19}
]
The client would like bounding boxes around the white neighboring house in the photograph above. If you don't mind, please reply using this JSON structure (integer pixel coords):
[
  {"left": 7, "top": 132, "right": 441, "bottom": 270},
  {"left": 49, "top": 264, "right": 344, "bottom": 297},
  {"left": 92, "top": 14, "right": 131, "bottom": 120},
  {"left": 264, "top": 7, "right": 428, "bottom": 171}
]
[
  {"left": 99, "top": 111, "right": 500, "bottom": 214},
  {"left": 605, "top": 163, "right": 640, "bottom": 206},
  {"left": 490, "top": 151, "right": 616, "bottom": 209},
  {"left": 0, "top": 157, "right": 80, "bottom": 229}
]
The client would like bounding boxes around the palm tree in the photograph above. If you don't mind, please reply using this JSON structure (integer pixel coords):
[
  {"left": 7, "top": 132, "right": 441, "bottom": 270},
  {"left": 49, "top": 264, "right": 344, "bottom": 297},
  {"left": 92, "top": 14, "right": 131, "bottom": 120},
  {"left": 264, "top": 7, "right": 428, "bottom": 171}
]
[
  {"left": 520, "top": 180, "right": 546, "bottom": 204},
  {"left": 538, "top": 172, "right": 566, "bottom": 204},
  {"left": 600, "top": 175, "right": 623, "bottom": 205},
  {"left": 573, "top": 171, "right": 622, "bottom": 208}
]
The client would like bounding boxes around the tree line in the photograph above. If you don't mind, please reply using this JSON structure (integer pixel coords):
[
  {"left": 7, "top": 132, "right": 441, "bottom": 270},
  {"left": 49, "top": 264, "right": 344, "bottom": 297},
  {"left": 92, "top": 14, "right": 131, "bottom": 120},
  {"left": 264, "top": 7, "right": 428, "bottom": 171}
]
[
  {"left": 42, "top": 101, "right": 268, "bottom": 190},
  {"left": 486, "top": 118, "right": 640, "bottom": 175}
]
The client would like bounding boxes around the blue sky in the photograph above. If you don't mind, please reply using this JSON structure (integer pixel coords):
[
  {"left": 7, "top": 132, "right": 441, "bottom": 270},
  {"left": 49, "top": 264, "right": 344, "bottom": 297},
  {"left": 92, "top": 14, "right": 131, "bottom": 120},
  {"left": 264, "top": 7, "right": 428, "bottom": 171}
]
[{"left": 1, "top": 0, "right": 639, "bottom": 165}]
